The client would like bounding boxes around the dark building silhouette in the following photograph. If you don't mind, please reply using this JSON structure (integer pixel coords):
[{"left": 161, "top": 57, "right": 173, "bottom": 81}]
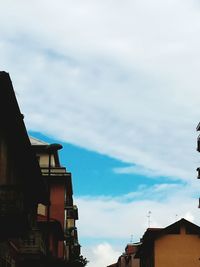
[{"left": 0, "top": 71, "right": 82, "bottom": 267}]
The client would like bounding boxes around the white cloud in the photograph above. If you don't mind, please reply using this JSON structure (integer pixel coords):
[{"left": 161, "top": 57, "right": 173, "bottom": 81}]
[
  {"left": 74, "top": 180, "right": 200, "bottom": 266},
  {"left": 82, "top": 243, "right": 121, "bottom": 267},
  {"left": 1, "top": 3, "right": 200, "bottom": 265},
  {"left": 75, "top": 181, "right": 200, "bottom": 239},
  {"left": 1, "top": 0, "right": 199, "bottom": 181}
]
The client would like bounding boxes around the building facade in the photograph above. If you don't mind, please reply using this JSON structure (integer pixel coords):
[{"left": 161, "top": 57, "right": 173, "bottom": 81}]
[
  {"left": 0, "top": 71, "right": 82, "bottom": 267},
  {"left": 107, "top": 242, "right": 140, "bottom": 267},
  {"left": 0, "top": 71, "right": 48, "bottom": 266},
  {"left": 30, "top": 136, "right": 81, "bottom": 264},
  {"left": 135, "top": 218, "right": 200, "bottom": 267}
]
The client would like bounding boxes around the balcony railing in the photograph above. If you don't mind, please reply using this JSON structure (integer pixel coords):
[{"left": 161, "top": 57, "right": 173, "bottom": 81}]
[
  {"left": 40, "top": 167, "right": 68, "bottom": 176},
  {"left": 0, "top": 185, "right": 24, "bottom": 216},
  {"left": 197, "top": 168, "right": 200, "bottom": 179},
  {"left": 65, "top": 205, "right": 78, "bottom": 220},
  {"left": 64, "top": 227, "right": 79, "bottom": 245},
  {"left": 19, "top": 230, "right": 46, "bottom": 256},
  {"left": 72, "top": 243, "right": 81, "bottom": 257},
  {"left": 197, "top": 135, "right": 200, "bottom": 152}
]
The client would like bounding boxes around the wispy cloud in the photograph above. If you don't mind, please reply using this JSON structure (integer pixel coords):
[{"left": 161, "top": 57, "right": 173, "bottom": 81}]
[
  {"left": 75, "top": 180, "right": 200, "bottom": 239},
  {"left": 1, "top": 0, "right": 200, "bottom": 181},
  {"left": 1, "top": 1, "right": 200, "bottom": 266},
  {"left": 113, "top": 165, "right": 188, "bottom": 180},
  {"left": 75, "top": 180, "right": 200, "bottom": 266}
]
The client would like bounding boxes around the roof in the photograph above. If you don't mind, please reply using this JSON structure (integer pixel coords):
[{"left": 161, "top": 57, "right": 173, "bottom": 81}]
[
  {"left": 135, "top": 218, "right": 200, "bottom": 258},
  {"left": 126, "top": 241, "right": 142, "bottom": 247},
  {"left": 30, "top": 136, "right": 62, "bottom": 152},
  {"left": 125, "top": 242, "right": 142, "bottom": 255},
  {"left": 107, "top": 263, "right": 118, "bottom": 267},
  {"left": 143, "top": 218, "right": 200, "bottom": 240},
  {"left": 30, "top": 135, "right": 63, "bottom": 167},
  {"left": 29, "top": 136, "right": 49, "bottom": 146}
]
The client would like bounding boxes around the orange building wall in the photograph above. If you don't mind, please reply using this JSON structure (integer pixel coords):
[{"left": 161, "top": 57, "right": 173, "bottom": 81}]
[
  {"left": 50, "top": 181, "right": 65, "bottom": 258},
  {"left": 155, "top": 226, "right": 200, "bottom": 267}
]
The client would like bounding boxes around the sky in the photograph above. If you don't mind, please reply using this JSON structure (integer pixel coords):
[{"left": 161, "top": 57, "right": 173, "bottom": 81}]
[{"left": 1, "top": 0, "right": 200, "bottom": 266}]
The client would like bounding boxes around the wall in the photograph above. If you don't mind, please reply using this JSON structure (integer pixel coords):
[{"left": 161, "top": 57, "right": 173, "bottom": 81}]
[
  {"left": 50, "top": 180, "right": 65, "bottom": 258},
  {"left": 155, "top": 225, "right": 200, "bottom": 267}
]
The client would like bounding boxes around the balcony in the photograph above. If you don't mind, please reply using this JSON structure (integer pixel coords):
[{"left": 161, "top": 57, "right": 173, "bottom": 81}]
[
  {"left": 64, "top": 227, "right": 77, "bottom": 244},
  {"left": 197, "top": 168, "right": 200, "bottom": 179},
  {"left": 19, "top": 229, "right": 46, "bottom": 256},
  {"left": 197, "top": 135, "right": 200, "bottom": 152},
  {"left": 40, "top": 167, "right": 68, "bottom": 177},
  {"left": 0, "top": 185, "right": 24, "bottom": 216},
  {"left": 0, "top": 185, "right": 28, "bottom": 238},
  {"left": 72, "top": 243, "right": 81, "bottom": 257},
  {"left": 65, "top": 205, "right": 78, "bottom": 220}
]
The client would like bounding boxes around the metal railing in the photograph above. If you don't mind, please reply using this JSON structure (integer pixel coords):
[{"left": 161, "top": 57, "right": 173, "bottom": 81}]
[
  {"left": 40, "top": 167, "right": 68, "bottom": 176},
  {"left": 0, "top": 186, "right": 24, "bottom": 216},
  {"left": 19, "top": 230, "right": 46, "bottom": 255}
]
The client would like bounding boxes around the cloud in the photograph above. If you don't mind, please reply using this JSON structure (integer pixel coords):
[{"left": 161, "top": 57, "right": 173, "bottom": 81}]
[
  {"left": 1, "top": 0, "right": 200, "bottom": 211},
  {"left": 75, "top": 180, "right": 200, "bottom": 240},
  {"left": 1, "top": 0, "right": 200, "bottom": 181},
  {"left": 113, "top": 165, "right": 187, "bottom": 180},
  {"left": 1, "top": 2, "right": 200, "bottom": 266},
  {"left": 75, "top": 180, "right": 200, "bottom": 266},
  {"left": 82, "top": 243, "right": 121, "bottom": 267}
]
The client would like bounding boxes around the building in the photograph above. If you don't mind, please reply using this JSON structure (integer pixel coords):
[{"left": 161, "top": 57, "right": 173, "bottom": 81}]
[
  {"left": 0, "top": 71, "right": 83, "bottom": 267},
  {"left": 196, "top": 122, "right": 200, "bottom": 207},
  {"left": 107, "top": 242, "right": 140, "bottom": 267},
  {"left": 124, "top": 243, "right": 140, "bottom": 267},
  {"left": 30, "top": 136, "right": 81, "bottom": 263},
  {"left": 65, "top": 179, "right": 80, "bottom": 262},
  {"left": 0, "top": 71, "right": 48, "bottom": 266},
  {"left": 135, "top": 218, "right": 200, "bottom": 267}
]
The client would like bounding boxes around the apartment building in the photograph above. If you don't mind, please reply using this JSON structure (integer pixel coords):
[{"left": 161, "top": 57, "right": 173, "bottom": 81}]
[{"left": 135, "top": 218, "right": 200, "bottom": 267}]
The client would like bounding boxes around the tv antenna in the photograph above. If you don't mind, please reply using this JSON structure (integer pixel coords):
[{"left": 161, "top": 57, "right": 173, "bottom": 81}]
[{"left": 147, "top": 211, "right": 152, "bottom": 227}]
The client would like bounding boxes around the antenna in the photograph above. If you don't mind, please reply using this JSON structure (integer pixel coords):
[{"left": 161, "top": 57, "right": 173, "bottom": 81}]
[
  {"left": 147, "top": 211, "right": 152, "bottom": 227},
  {"left": 130, "top": 234, "right": 133, "bottom": 243}
]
